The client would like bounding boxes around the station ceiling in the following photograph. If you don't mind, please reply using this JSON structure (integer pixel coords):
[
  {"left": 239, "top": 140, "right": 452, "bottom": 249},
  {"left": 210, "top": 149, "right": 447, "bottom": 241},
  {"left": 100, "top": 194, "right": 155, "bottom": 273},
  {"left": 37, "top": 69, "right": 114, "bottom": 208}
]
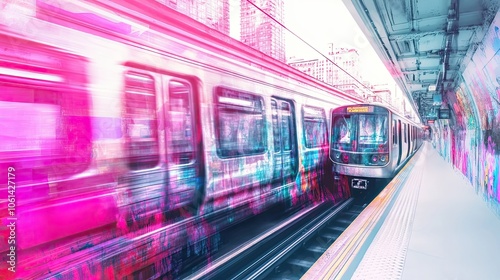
[{"left": 344, "top": 0, "right": 500, "bottom": 123}]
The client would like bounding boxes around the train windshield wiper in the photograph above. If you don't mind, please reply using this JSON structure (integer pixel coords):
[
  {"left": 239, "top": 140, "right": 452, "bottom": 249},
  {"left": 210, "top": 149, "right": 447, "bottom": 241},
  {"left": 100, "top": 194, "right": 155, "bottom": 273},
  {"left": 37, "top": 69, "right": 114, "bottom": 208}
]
[{"left": 343, "top": 115, "right": 351, "bottom": 141}]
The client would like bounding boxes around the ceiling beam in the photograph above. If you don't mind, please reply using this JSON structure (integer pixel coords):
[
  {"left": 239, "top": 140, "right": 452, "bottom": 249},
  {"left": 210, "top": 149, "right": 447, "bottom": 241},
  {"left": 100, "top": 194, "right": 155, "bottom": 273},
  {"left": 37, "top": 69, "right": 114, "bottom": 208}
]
[
  {"left": 405, "top": 78, "right": 438, "bottom": 84},
  {"left": 397, "top": 50, "right": 467, "bottom": 59},
  {"left": 402, "top": 65, "right": 460, "bottom": 73},
  {"left": 401, "top": 67, "right": 440, "bottom": 73},
  {"left": 388, "top": 26, "right": 478, "bottom": 41}
]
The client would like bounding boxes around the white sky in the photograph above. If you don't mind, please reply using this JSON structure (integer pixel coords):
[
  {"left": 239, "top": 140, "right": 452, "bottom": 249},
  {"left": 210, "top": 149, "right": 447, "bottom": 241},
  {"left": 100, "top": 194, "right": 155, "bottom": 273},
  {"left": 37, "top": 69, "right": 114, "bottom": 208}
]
[{"left": 229, "top": 0, "right": 402, "bottom": 91}]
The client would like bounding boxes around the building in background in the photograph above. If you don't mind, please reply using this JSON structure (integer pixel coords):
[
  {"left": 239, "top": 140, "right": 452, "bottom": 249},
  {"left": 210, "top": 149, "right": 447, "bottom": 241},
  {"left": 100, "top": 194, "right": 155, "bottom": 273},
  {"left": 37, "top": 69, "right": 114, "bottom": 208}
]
[
  {"left": 287, "top": 57, "right": 319, "bottom": 77},
  {"left": 157, "top": 0, "right": 230, "bottom": 35},
  {"left": 327, "top": 44, "right": 362, "bottom": 92},
  {"left": 240, "top": 0, "right": 285, "bottom": 62},
  {"left": 368, "top": 84, "right": 393, "bottom": 105},
  {"left": 288, "top": 44, "right": 367, "bottom": 99}
]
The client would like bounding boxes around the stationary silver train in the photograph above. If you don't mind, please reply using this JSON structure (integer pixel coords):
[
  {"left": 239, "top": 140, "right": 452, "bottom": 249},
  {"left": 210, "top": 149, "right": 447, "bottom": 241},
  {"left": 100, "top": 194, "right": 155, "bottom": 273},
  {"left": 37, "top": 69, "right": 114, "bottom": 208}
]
[{"left": 329, "top": 103, "right": 424, "bottom": 193}]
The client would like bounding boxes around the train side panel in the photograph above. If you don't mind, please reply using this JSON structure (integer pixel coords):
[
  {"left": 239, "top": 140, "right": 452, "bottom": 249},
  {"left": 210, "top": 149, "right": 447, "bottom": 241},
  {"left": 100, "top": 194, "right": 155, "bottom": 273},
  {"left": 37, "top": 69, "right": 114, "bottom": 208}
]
[{"left": 0, "top": 2, "right": 362, "bottom": 278}]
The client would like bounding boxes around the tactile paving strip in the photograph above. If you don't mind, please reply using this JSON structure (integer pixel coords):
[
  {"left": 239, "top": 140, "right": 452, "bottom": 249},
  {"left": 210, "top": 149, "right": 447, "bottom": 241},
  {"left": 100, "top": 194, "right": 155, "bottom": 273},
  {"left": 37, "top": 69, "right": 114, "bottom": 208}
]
[{"left": 350, "top": 145, "right": 427, "bottom": 280}]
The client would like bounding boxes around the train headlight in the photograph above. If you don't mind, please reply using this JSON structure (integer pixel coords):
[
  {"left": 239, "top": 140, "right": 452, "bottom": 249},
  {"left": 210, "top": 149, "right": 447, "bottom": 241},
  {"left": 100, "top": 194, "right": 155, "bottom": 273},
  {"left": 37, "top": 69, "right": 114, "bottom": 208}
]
[
  {"left": 380, "top": 155, "right": 387, "bottom": 162},
  {"left": 342, "top": 153, "right": 349, "bottom": 163},
  {"left": 371, "top": 155, "right": 378, "bottom": 163},
  {"left": 335, "top": 152, "right": 340, "bottom": 159}
]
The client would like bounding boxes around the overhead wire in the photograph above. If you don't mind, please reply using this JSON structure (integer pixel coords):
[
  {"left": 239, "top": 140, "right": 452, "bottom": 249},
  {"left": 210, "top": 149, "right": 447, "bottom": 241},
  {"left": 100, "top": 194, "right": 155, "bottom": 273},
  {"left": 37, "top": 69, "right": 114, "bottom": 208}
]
[{"left": 245, "top": 0, "right": 372, "bottom": 92}]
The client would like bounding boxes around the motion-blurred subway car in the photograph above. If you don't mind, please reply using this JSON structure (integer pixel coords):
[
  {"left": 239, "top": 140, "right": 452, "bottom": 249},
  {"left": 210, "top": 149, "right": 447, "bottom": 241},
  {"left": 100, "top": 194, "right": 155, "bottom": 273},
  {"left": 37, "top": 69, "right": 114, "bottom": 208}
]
[
  {"left": 0, "top": 0, "right": 364, "bottom": 278},
  {"left": 330, "top": 103, "right": 423, "bottom": 193}
]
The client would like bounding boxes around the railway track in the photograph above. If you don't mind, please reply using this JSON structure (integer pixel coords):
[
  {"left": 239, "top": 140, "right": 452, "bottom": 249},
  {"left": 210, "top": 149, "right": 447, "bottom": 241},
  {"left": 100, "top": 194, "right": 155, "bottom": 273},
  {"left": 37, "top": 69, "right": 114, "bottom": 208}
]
[{"left": 185, "top": 197, "right": 364, "bottom": 280}]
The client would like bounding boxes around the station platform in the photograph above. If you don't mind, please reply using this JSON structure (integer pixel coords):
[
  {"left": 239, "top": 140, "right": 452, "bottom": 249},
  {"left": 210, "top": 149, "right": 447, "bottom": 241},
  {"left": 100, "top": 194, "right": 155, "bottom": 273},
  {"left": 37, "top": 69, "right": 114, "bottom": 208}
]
[{"left": 304, "top": 141, "right": 500, "bottom": 280}]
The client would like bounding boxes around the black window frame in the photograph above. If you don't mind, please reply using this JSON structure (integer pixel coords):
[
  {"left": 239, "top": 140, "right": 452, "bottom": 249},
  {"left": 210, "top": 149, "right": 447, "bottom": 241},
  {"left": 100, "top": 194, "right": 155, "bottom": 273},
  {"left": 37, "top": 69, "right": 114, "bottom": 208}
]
[
  {"left": 404, "top": 123, "right": 407, "bottom": 143},
  {"left": 393, "top": 119, "right": 398, "bottom": 145},
  {"left": 123, "top": 71, "right": 160, "bottom": 170},
  {"left": 302, "top": 105, "right": 328, "bottom": 149},
  {"left": 167, "top": 79, "right": 196, "bottom": 165},
  {"left": 214, "top": 86, "right": 267, "bottom": 158}
]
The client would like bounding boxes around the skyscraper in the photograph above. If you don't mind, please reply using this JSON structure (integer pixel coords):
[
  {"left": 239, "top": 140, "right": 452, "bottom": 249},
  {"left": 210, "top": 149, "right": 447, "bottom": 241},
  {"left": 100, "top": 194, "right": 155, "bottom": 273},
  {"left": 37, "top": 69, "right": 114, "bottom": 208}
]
[
  {"left": 240, "top": 0, "right": 285, "bottom": 62},
  {"left": 157, "top": 0, "right": 230, "bottom": 35},
  {"left": 289, "top": 45, "right": 362, "bottom": 86},
  {"left": 288, "top": 44, "right": 367, "bottom": 99}
]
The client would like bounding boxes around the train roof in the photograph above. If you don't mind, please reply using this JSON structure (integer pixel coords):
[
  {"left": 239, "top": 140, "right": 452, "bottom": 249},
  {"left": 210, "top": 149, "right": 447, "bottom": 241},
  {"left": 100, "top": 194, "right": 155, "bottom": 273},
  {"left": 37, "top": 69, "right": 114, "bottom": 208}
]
[
  {"left": 63, "top": 0, "right": 365, "bottom": 104},
  {"left": 332, "top": 103, "right": 424, "bottom": 127}
]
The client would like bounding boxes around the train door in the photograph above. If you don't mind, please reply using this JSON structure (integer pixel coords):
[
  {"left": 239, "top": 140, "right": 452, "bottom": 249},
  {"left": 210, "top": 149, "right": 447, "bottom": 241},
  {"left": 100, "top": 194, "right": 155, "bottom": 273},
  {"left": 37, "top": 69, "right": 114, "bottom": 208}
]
[
  {"left": 397, "top": 120, "right": 402, "bottom": 166},
  {"left": 407, "top": 124, "right": 411, "bottom": 157},
  {"left": 413, "top": 127, "right": 418, "bottom": 152},
  {"left": 301, "top": 105, "right": 329, "bottom": 197},
  {"left": 392, "top": 118, "right": 399, "bottom": 167},
  {"left": 163, "top": 78, "right": 205, "bottom": 211},
  {"left": 123, "top": 70, "right": 204, "bottom": 214},
  {"left": 271, "top": 98, "right": 298, "bottom": 186},
  {"left": 408, "top": 126, "right": 412, "bottom": 154},
  {"left": 411, "top": 127, "right": 415, "bottom": 152},
  {"left": 410, "top": 127, "right": 413, "bottom": 151}
]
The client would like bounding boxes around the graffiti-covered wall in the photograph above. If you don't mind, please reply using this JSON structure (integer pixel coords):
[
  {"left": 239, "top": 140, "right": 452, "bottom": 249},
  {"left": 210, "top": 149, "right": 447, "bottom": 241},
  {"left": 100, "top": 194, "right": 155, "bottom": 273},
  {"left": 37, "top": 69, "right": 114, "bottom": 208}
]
[{"left": 436, "top": 9, "right": 500, "bottom": 215}]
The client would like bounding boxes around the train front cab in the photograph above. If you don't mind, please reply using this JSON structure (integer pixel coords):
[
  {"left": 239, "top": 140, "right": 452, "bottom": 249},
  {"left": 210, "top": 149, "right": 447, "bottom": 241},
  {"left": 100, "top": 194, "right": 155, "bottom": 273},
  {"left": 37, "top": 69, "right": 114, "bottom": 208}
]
[{"left": 329, "top": 105, "right": 392, "bottom": 197}]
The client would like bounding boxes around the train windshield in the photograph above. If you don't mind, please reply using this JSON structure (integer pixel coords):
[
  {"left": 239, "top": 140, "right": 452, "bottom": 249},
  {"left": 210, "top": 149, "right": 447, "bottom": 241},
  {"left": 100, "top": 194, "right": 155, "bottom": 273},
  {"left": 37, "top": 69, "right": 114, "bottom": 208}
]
[
  {"left": 332, "top": 115, "right": 354, "bottom": 150},
  {"left": 358, "top": 114, "right": 387, "bottom": 145},
  {"left": 331, "top": 113, "right": 388, "bottom": 152}
]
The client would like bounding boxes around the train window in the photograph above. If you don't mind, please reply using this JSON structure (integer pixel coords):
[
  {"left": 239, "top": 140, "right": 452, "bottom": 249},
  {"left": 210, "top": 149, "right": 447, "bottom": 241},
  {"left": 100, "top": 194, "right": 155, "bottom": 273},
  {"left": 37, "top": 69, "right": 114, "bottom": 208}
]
[
  {"left": 358, "top": 114, "right": 387, "bottom": 145},
  {"left": 392, "top": 120, "right": 397, "bottom": 144},
  {"left": 271, "top": 98, "right": 298, "bottom": 181},
  {"left": 168, "top": 80, "right": 194, "bottom": 165},
  {"left": 404, "top": 124, "right": 407, "bottom": 143},
  {"left": 215, "top": 87, "right": 266, "bottom": 158},
  {"left": 406, "top": 124, "right": 408, "bottom": 142},
  {"left": 281, "top": 102, "right": 293, "bottom": 151},
  {"left": 124, "top": 72, "right": 159, "bottom": 170},
  {"left": 398, "top": 120, "right": 402, "bottom": 145},
  {"left": 271, "top": 100, "right": 281, "bottom": 152},
  {"left": 332, "top": 115, "right": 352, "bottom": 146},
  {"left": 0, "top": 84, "right": 91, "bottom": 176},
  {"left": 302, "top": 106, "right": 327, "bottom": 148}
]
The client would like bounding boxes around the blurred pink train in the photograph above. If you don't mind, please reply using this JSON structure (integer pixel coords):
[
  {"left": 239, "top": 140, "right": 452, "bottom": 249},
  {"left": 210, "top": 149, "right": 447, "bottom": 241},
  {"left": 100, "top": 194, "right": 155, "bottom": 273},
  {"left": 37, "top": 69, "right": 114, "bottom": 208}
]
[{"left": 0, "top": 0, "right": 363, "bottom": 278}]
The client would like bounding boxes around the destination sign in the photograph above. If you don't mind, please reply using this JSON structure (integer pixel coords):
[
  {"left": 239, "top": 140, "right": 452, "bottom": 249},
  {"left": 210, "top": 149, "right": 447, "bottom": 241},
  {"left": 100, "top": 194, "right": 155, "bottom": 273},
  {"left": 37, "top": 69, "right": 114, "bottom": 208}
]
[{"left": 346, "top": 106, "right": 374, "bottom": 113}]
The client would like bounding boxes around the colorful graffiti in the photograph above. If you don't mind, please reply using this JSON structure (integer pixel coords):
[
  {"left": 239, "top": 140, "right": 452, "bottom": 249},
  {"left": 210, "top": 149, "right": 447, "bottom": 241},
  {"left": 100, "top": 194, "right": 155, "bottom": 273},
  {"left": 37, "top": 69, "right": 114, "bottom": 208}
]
[
  {"left": 438, "top": 10, "right": 500, "bottom": 215},
  {"left": 444, "top": 84, "right": 480, "bottom": 187}
]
